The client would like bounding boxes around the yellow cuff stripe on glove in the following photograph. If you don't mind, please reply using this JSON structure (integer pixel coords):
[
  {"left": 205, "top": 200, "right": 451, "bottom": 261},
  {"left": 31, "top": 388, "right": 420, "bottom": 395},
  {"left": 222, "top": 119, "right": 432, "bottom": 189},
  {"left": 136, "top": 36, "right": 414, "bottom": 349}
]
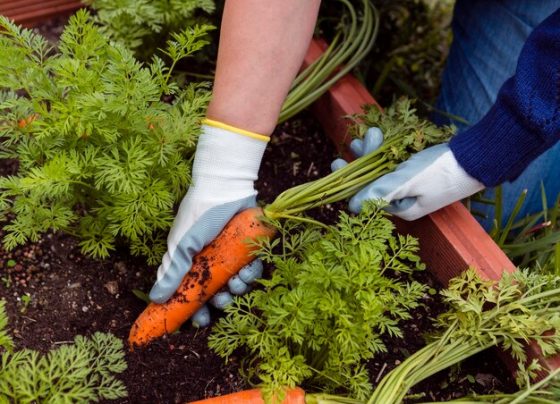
[{"left": 202, "top": 118, "right": 270, "bottom": 142}]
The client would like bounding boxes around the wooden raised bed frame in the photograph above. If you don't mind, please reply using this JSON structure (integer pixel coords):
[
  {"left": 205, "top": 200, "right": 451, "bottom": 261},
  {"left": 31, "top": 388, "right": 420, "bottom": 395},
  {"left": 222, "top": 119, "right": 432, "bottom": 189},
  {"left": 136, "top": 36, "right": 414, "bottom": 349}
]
[{"left": 4, "top": 3, "right": 559, "bottom": 390}]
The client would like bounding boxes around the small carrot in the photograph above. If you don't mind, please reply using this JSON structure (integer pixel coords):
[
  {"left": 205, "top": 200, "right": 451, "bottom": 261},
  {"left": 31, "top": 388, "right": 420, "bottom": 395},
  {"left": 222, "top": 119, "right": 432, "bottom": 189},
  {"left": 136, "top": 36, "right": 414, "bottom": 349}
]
[
  {"left": 17, "top": 113, "right": 38, "bottom": 128},
  {"left": 188, "top": 387, "right": 305, "bottom": 404},
  {"left": 128, "top": 207, "right": 276, "bottom": 347}
]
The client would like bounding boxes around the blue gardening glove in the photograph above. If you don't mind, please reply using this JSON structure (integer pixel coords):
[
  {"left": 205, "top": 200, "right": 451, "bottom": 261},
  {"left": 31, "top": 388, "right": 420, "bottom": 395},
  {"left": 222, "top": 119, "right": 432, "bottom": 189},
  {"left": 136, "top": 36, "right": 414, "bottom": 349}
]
[
  {"left": 349, "top": 141, "right": 485, "bottom": 221},
  {"left": 189, "top": 259, "right": 264, "bottom": 327},
  {"left": 149, "top": 119, "right": 269, "bottom": 326},
  {"left": 331, "top": 127, "right": 384, "bottom": 171}
]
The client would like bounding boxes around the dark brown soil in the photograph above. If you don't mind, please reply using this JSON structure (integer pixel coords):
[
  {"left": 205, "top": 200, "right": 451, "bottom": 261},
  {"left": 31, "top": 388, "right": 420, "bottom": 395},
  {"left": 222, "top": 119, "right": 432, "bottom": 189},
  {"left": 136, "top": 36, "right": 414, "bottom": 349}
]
[
  {"left": 0, "top": 229, "right": 245, "bottom": 404},
  {"left": 34, "top": 14, "right": 67, "bottom": 45}
]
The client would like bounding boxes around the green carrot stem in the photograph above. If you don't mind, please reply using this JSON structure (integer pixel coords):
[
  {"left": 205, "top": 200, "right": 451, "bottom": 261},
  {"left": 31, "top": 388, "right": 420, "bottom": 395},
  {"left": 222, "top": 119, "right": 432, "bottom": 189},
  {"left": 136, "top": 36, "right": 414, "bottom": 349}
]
[
  {"left": 279, "top": 0, "right": 379, "bottom": 122},
  {"left": 509, "top": 369, "right": 560, "bottom": 404},
  {"left": 271, "top": 213, "right": 330, "bottom": 230},
  {"left": 280, "top": 0, "right": 359, "bottom": 115},
  {"left": 271, "top": 161, "right": 392, "bottom": 216},
  {"left": 285, "top": 1, "right": 358, "bottom": 102},
  {"left": 266, "top": 138, "right": 398, "bottom": 217},
  {"left": 305, "top": 394, "right": 364, "bottom": 404},
  {"left": 289, "top": 33, "right": 341, "bottom": 90},
  {"left": 273, "top": 149, "right": 390, "bottom": 208}
]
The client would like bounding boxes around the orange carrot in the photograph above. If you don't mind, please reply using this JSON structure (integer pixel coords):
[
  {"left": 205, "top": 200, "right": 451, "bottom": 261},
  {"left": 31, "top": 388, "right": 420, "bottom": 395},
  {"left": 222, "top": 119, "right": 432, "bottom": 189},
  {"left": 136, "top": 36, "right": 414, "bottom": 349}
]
[
  {"left": 17, "top": 113, "right": 38, "bottom": 128},
  {"left": 188, "top": 387, "right": 305, "bottom": 404},
  {"left": 129, "top": 207, "right": 276, "bottom": 347}
]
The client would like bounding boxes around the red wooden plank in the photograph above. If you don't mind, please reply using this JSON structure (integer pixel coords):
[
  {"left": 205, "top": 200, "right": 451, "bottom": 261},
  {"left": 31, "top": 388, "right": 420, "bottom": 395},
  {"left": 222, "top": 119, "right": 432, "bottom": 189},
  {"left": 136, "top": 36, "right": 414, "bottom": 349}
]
[
  {"left": 304, "top": 37, "right": 559, "bottom": 375},
  {"left": 0, "top": 0, "right": 81, "bottom": 27},
  {"left": 1, "top": 0, "right": 78, "bottom": 15}
]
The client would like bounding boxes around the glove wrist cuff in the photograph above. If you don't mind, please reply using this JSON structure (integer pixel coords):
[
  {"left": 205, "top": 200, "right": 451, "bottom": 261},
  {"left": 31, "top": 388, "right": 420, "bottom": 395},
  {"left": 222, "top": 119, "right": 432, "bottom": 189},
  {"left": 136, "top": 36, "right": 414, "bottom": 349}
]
[
  {"left": 190, "top": 123, "right": 268, "bottom": 194},
  {"left": 202, "top": 118, "right": 270, "bottom": 143}
]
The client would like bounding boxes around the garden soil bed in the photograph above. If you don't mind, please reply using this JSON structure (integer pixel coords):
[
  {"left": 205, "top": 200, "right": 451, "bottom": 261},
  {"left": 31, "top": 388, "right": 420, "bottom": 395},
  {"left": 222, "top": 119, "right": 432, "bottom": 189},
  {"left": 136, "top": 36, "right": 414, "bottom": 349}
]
[
  {"left": 1, "top": 113, "right": 514, "bottom": 403},
  {"left": 0, "top": 13, "right": 519, "bottom": 404}
]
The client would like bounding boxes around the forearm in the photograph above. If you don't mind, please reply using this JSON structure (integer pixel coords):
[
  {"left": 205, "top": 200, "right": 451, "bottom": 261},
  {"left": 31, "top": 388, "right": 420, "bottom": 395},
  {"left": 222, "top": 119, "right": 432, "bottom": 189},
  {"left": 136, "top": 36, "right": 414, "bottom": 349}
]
[{"left": 206, "top": 0, "right": 321, "bottom": 136}]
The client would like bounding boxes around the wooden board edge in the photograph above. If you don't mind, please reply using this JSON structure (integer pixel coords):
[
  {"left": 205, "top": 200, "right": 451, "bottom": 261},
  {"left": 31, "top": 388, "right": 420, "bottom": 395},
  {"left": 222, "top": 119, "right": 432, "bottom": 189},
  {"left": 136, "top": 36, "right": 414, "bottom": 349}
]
[{"left": 1, "top": 0, "right": 82, "bottom": 27}]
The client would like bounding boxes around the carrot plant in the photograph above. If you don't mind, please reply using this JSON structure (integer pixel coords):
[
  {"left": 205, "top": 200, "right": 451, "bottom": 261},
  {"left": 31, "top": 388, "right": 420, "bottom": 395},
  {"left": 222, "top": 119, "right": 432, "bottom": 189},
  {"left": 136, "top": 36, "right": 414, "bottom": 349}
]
[
  {"left": 129, "top": 99, "right": 453, "bottom": 345},
  {"left": 209, "top": 202, "right": 427, "bottom": 400},
  {"left": 83, "top": 0, "right": 216, "bottom": 57},
  {"left": 0, "top": 300, "right": 127, "bottom": 402},
  {"left": 368, "top": 268, "right": 560, "bottom": 403},
  {"left": 0, "top": 10, "right": 212, "bottom": 263}
]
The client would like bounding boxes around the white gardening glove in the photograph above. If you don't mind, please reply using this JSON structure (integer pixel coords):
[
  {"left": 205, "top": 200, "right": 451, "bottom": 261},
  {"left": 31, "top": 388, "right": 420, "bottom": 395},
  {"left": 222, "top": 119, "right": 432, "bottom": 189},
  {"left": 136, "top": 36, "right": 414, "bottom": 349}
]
[
  {"left": 149, "top": 119, "right": 268, "bottom": 326},
  {"left": 348, "top": 137, "right": 485, "bottom": 221}
]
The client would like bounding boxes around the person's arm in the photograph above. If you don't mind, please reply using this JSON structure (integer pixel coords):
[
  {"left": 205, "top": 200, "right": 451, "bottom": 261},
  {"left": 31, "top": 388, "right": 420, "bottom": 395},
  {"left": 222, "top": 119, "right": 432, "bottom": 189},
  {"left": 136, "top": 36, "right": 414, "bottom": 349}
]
[
  {"left": 207, "top": 0, "right": 321, "bottom": 135},
  {"left": 348, "top": 8, "right": 560, "bottom": 221},
  {"left": 449, "top": 8, "right": 560, "bottom": 186},
  {"left": 149, "top": 2, "right": 321, "bottom": 321}
]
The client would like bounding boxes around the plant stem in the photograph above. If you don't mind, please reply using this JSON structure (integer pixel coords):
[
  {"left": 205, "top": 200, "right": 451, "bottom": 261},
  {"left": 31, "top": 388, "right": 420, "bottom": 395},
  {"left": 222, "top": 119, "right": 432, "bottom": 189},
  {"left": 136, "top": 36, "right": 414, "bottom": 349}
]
[
  {"left": 264, "top": 139, "right": 398, "bottom": 219},
  {"left": 278, "top": 0, "right": 379, "bottom": 122}
]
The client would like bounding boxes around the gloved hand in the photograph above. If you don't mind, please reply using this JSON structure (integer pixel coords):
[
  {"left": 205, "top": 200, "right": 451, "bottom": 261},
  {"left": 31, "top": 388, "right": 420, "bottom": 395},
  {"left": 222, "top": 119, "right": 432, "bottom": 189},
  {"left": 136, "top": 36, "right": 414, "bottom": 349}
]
[
  {"left": 189, "top": 259, "right": 264, "bottom": 327},
  {"left": 149, "top": 119, "right": 269, "bottom": 326},
  {"left": 331, "top": 127, "right": 384, "bottom": 171},
  {"left": 348, "top": 137, "right": 485, "bottom": 221}
]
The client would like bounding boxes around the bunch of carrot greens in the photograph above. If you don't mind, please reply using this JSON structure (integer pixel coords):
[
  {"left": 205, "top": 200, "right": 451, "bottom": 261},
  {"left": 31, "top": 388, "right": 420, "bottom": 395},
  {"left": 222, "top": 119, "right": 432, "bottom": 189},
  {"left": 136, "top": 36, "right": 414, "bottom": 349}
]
[
  {"left": 366, "top": 267, "right": 560, "bottom": 403},
  {"left": 267, "top": 98, "right": 454, "bottom": 221},
  {"left": 209, "top": 202, "right": 426, "bottom": 400}
]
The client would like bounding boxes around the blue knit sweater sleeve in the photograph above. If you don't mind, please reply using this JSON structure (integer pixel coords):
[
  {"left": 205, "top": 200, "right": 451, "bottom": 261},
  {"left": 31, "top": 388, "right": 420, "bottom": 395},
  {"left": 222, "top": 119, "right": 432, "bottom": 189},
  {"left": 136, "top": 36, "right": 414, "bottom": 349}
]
[{"left": 449, "top": 8, "right": 560, "bottom": 187}]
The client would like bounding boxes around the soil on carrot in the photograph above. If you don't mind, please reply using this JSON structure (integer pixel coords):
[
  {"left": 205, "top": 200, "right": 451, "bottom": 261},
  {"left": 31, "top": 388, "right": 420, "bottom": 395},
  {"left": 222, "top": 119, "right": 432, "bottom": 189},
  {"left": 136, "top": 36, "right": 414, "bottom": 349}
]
[{"left": 0, "top": 16, "right": 515, "bottom": 404}]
